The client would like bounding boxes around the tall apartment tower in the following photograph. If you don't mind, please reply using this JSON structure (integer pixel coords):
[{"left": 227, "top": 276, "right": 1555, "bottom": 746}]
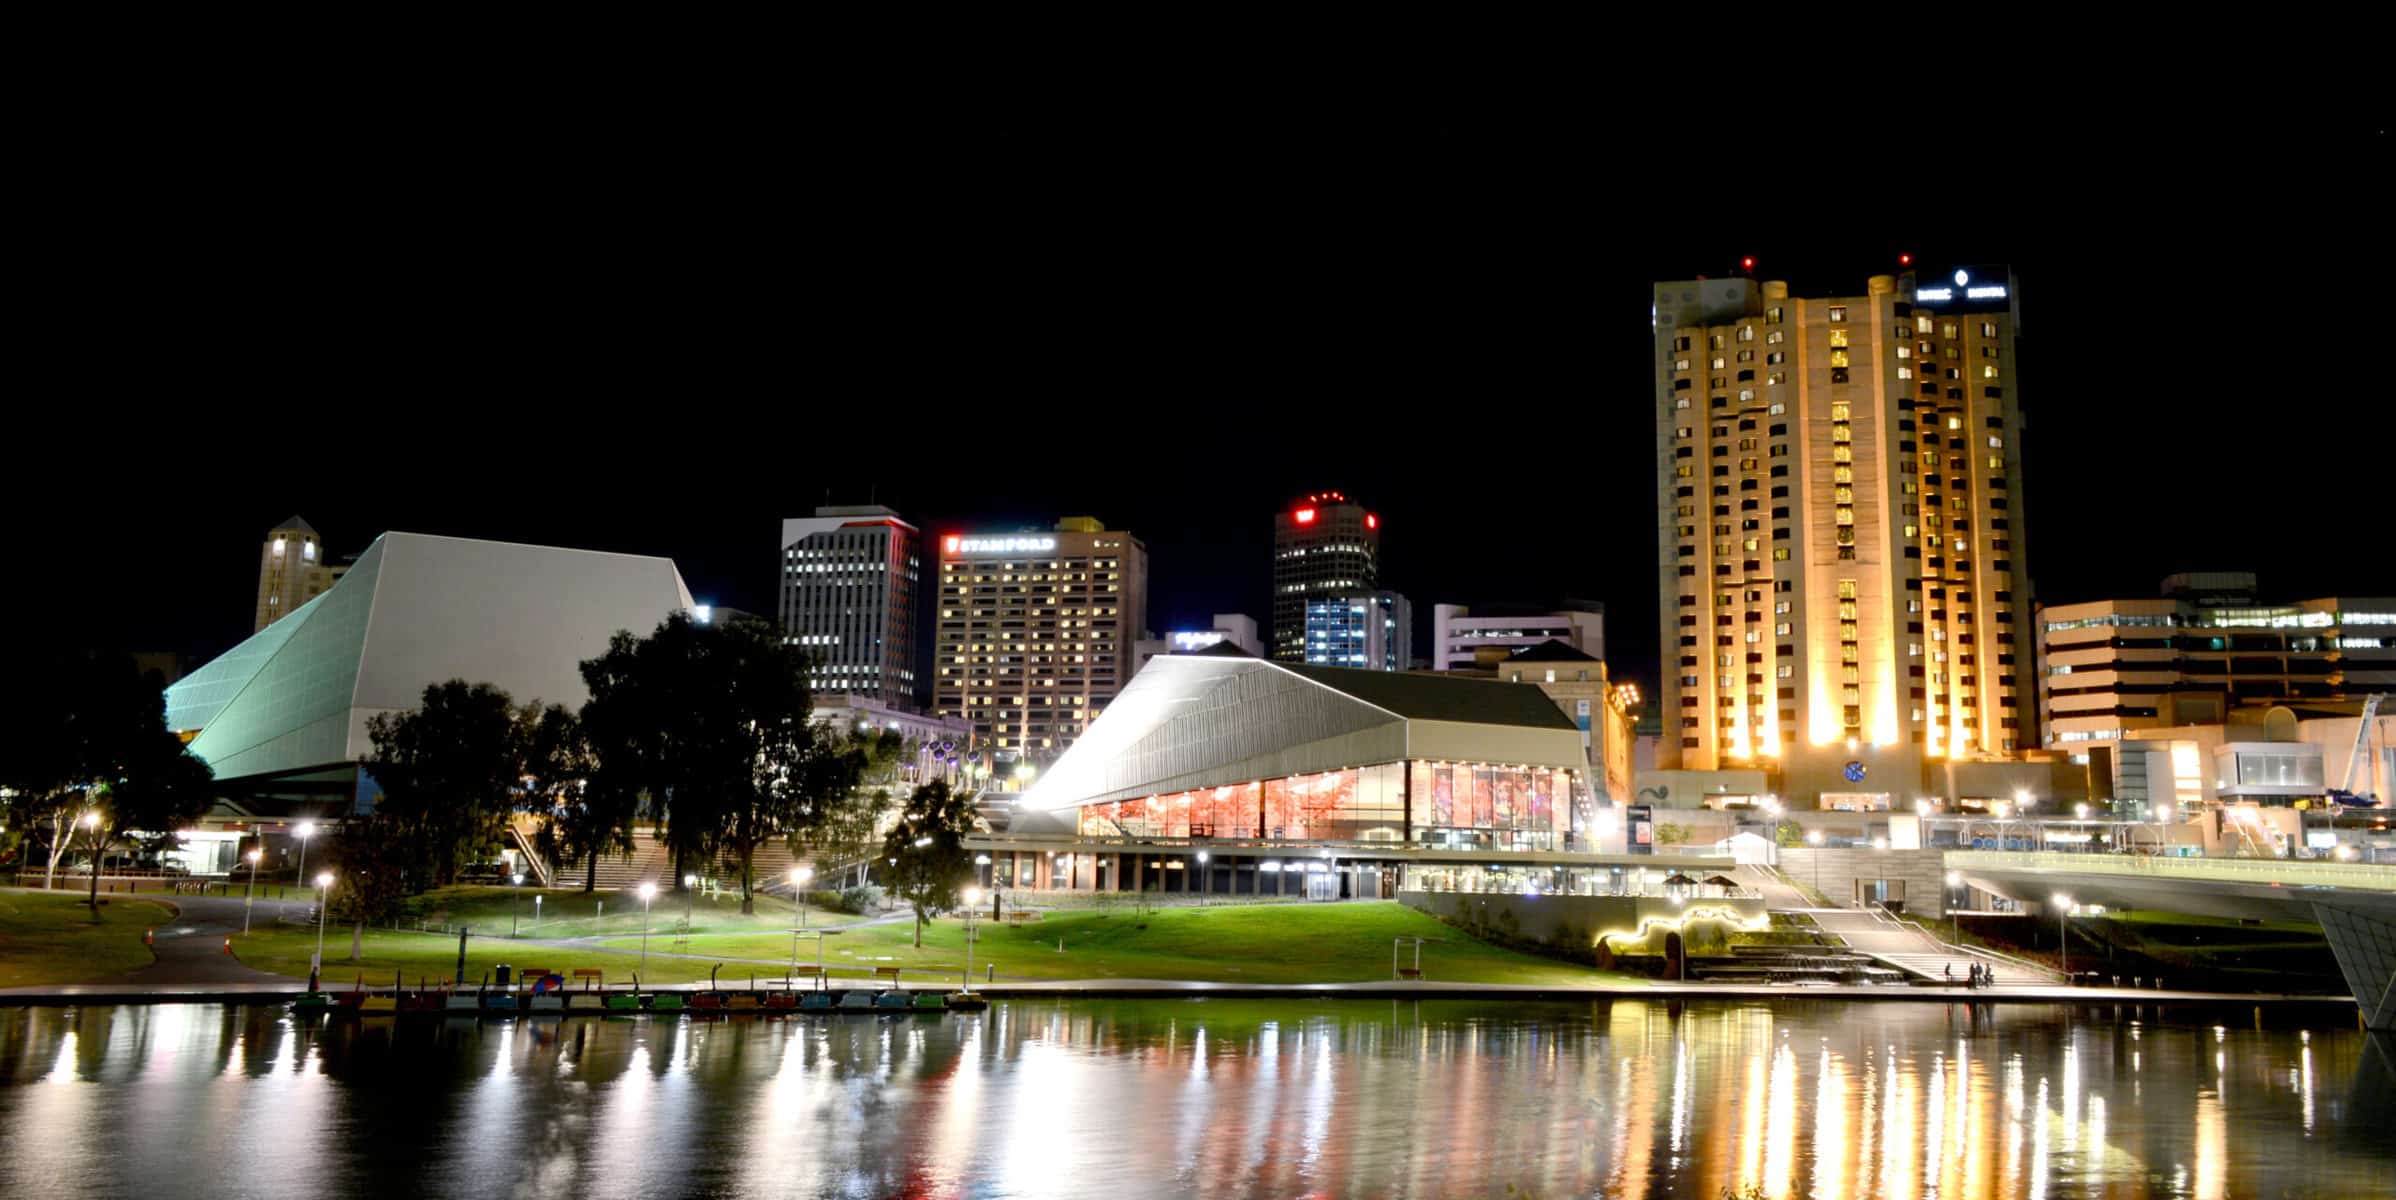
[
  {"left": 934, "top": 516, "right": 1148, "bottom": 761},
  {"left": 778, "top": 505, "right": 922, "bottom": 708},
  {"left": 1651, "top": 267, "right": 2034, "bottom": 806},
  {"left": 1271, "top": 492, "right": 1379, "bottom": 662},
  {"left": 254, "top": 516, "right": 344, "bottom": 632}
]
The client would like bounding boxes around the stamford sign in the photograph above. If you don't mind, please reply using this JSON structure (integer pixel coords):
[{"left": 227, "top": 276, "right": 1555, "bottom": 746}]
[{"left": 944, "top": 534, "right": 1056, "bottom": 555}]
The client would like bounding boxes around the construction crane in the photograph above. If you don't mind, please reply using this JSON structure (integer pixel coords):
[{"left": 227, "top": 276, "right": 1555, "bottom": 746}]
[{"left": 2326, "top": 694, "right": 2388, "bottom": 807}]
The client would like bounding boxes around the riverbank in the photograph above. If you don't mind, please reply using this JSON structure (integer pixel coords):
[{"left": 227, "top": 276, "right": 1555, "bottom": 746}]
[{"left": 0, "top": 975, "right": 2359, "bottom": 1018}]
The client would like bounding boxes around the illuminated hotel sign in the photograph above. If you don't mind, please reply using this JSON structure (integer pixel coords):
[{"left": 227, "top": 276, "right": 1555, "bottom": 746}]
[
  {"left": 943, "top": 535, "right": 1056, "bottom": 555},
  {"left": 1169, "top": 631, "right": 1227, "bottom": 650},
  {"left": 1913, "top": 267, "right": 2009, "bottom": 304}
]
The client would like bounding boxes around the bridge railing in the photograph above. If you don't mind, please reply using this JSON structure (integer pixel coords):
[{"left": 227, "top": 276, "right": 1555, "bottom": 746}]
[{"left": 1946, "top": 850, "right": 2396, "bottom": 892}]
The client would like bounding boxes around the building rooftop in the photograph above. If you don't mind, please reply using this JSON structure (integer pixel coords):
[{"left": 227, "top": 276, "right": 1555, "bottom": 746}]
[{"left": 1504, "top": 639, "right": 1601, "bottom": 664}]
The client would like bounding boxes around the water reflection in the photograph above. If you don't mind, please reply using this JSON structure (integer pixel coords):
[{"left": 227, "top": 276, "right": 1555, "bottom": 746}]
[{"left": 0, "top": 999, "right": 2388, "bottom": 1198}]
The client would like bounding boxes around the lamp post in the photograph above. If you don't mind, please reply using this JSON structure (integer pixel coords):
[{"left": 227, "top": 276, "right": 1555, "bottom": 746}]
[
  {"left": 82, "top": 811, "right": 103, "bottom": 908},
  {"left": 638, "top": 882, "right": 658, "bottom": 973},
  {"left": 243, "top": 848, "right": 262, "bottom": 934},
  {"left": 976, "top": 854, "right": 996, "bottom": 920},
  {"left": 511, "top": 874, "right": 524, "bottom": 936},
  {"left": 310, "top": 872, "right": 334, "bottom": 990},
  {"left": 2054, "top": 892, "right": 2073, "bottom": 983},
  {"left": 1196, "top": 850, "right": 1210, "bottom": 906},
  {"left": 1805, "top": 829, "right": 1824, "bottom": 898},
  {"left": 1945, "top": 869, "right": 1963, "bottom": 943},
  {"left": 961, "top": 886, "right": 983, "bottom": 992},
  {"left": 293, "top": 821, "right": 316, "bottom": 901},
  {"left": 533, "top": 893, "right": 543, "bottom": 931},
  {"left": 683, "top": 873, "right": 698, "bottom": 933},
  {"left": 791, "top": 866, "right": 813, "bottom": 929}
]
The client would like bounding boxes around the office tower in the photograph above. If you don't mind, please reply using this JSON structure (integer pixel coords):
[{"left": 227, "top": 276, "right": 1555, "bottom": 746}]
[
  {"left": 1304, "top": 591, "right": 1412, "bottom": 671},
  {"left": 934, "top": 516, "right": 1148, "bottom": 759},
  {"left": 1651, "top": 265, "right": 2033, "bottom": 806},
  {"left": 1271, "top": 491, "right": 1378, "bottom": 661},
  {"left": 1431, "top": 602, "right": 1606, "bottom": 670},
  {"left": 778, "top": 505, "right": 922, "bottom": 708}
]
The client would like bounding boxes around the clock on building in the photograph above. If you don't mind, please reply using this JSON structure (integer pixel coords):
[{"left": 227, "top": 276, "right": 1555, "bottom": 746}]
[{"left": 1842, "top": 761, "right": 1867, "bottom": 783}]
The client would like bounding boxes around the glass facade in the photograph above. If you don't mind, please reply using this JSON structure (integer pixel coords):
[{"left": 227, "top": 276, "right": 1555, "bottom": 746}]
[{"left": 1076, "top": 760, "right": 1591, "bottom": 850}]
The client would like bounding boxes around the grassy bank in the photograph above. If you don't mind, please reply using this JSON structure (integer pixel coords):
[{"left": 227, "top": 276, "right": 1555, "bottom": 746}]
[
  {"left": 391, "top": 885, "right": 862, "bottom": 938},
  {"left": 0, "top": 890, "right": 173, "bottom": 987},
  {"left": 594, "top": 901, "right": 1638, "bottom": 987},
  {"left": 230, "top": 924, "right": 731, "bottom": 988}
]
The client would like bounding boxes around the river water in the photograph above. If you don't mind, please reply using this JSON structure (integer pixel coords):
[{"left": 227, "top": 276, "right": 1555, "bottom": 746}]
[{"left": 0, "top": 998, "right": 2386, "bottom": 1198}]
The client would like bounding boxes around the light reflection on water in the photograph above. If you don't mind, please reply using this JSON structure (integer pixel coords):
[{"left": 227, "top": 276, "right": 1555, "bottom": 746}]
[{"left": 0, "top": 998, "right": 2389, "bottom": 1199}]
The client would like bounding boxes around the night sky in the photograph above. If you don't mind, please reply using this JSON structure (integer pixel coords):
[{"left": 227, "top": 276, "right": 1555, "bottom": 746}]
[{"left": 14, "top": 104, "right": 2390, "bottom": 700}]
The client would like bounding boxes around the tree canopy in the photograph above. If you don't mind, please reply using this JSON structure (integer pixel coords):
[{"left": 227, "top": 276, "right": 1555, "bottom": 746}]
[{"left": 880, "top": 779, "right": 977, "bottom": 947}]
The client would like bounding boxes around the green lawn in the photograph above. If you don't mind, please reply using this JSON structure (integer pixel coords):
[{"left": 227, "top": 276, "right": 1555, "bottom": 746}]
[
  {"left": 390, "top": 885, "right": 864, "bottom": 939},
  {"left": 596, "top": 901, "right": 1639, "bottom": 987},
  {"left": 230, "top": 924, "right": 735, "bottom": 988},
  {"left": 0, "top": 890, "right": 173, "bottom": 987}
]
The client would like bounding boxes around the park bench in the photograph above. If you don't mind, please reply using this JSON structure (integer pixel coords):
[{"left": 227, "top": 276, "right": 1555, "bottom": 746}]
[
  {"left": 571, "top": 968, "right": 605, "bottom": 991},
  {"left": 873, "top": 966, "right": 906, "bottom": 986},
  {"left": 1395, "top": 967, "right": 1423, "bottom": 981}
]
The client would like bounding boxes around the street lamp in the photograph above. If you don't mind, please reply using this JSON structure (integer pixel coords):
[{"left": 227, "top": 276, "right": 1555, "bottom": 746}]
[
  {"left": 791, "top": 865, "right": 814, "bottom": 929},
  {"left": 82, "top": 811, "right": 103, "bottom": 908},
  {"left": 975, "top": 854, "right": 996, "bottom": 920},
  {"left": 1196, "top": 850, "right": 1210, "bottom": 905},
  {"left": 638, "top": 882, "right": 658, "bottom": 973},
  {"left": 1805, "top": 830, "right": 1824, "bottom": 896},
  {"left": 962, "top": 886, "right": 984, "bottom": 992},
  {"left": 511, "top": 874, "right": 524, "bottom": 936},
  {"left": 243, "top": 848, "right": 262, "bottom": 934},
  {"left": 310, "top": 872, "right": 334, "bottom": 990},
  {"left": 683, "top": 873, "right": 698, "bottom": 933},
  {"left": 2053, "top": 892, "right": 2073, "bottom": 983},
  {"left": 533, "top": 893, "right": 543, "bottom": 930},
  {"left": 1945, "top": 869, "right": 1963, "bottom": 940},
  {"left": 294, "top": 821, "right": 316, "bottom": 898}
]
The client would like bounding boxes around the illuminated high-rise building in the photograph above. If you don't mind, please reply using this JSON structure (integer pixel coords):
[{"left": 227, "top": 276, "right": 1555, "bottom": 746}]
[
  {"left": 1304, "top": 591, "right": 1412, "bottom": 672},
  {"left": 1271, "top": 492, "right": 1378, "bottom": 662},
  {"left": 253, "top": 516, "right": 345, "bottom": 633},
  {"left": 1651, "top": 265, "right": 2035, "bottom": 807},
  {"left": 778, "top": 505, "right": 922, "bottom": 709},
  {"left": 934, "top": 516, "right": 1148, "bottom": 761}
]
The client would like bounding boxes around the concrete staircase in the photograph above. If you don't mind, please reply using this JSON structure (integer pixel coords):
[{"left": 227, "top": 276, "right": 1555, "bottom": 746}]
[{"left": 1806, "top": 906, "right": 2059, "bottom": 986}]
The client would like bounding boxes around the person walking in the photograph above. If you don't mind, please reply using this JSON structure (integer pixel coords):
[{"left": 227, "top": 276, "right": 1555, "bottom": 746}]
[{"left": 1944, "top": 963, "right": 1954, "bottom": 984}]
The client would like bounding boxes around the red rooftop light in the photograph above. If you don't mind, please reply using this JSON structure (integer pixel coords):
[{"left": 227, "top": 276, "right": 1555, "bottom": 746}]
[
  {"left": 1366, "top": 513, "right": 1378, "bottom": 529},
  {"left": 1899, "top": 252, "right": 1913, "bottom": 266},
  {"left": 1740, "top": 256, "right": 1755, "bottom": 271},
  {"left": 1293, "top": 508, "right": 1317, "bottom": 525},
  {"left": 942, "top": 535, "right": 960, "bottom": 554}
]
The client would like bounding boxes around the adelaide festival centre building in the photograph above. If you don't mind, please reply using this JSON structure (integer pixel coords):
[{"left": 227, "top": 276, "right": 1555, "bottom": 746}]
[
  {"left": 161, "top": 531, "right": 695, "bottom": 873},
  {"left": 973, "top": 653, "right": 1675, "bottom": 899}
]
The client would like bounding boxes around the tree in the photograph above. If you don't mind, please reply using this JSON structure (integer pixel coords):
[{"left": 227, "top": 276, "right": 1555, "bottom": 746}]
[
  {"left": 0, "top": 649, "right": 213, "bottom": 904},
  {"left": 579, "top": 613, "right": 873, "bottom": 914},
  {"left": 520, "top": 704, "right": 624, "bottom": 893},
  {"left": 365, "top": 681, "right": 522, "bottom": 886},
  {"left": 880, "top": 780, "right": 976, "bottom": 948}
]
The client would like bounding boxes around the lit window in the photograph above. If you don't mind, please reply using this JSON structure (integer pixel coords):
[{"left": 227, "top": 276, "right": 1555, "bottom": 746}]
[
  {"left": 1837, "top": 580, "right": 1857, "bottom": 600},
  {"left": 1829, "top": 306, "right": 1847, "bottom": 323},
  {"left": 1829, "top": 330, "right": 1849, "bottom": 348},
  {"left": 1830, "top": 349, "right": 1850, "bottom": 368}
]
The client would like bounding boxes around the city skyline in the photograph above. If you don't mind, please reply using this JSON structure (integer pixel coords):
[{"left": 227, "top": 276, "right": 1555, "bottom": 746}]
[{"left": 15, "top": 117, "right": 2391, "bottom": 698}]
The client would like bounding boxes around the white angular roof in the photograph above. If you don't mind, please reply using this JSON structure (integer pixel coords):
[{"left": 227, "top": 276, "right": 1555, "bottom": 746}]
[
  {"left": 1018, "top": 655, "right": 1586, "bottom": 812},
  {"left": 167, "top": 532, "right": 694, "bottom": 780}
]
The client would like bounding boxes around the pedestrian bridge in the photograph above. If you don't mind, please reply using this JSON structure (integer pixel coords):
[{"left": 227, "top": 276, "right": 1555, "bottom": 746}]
[{"left": 1949, "top": 850, "right": 2396, "bottom": 1029}]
